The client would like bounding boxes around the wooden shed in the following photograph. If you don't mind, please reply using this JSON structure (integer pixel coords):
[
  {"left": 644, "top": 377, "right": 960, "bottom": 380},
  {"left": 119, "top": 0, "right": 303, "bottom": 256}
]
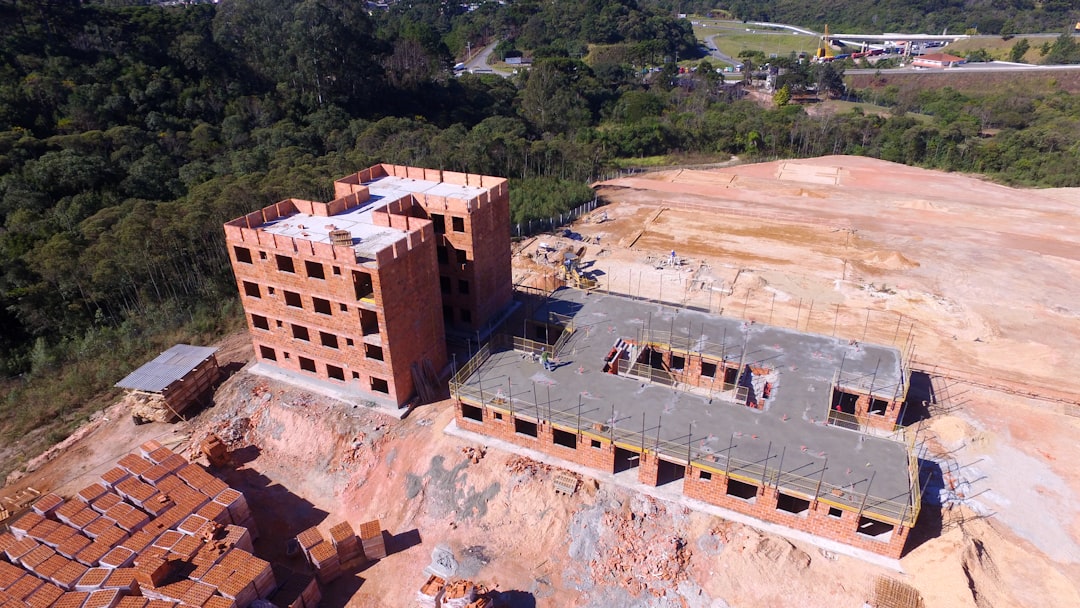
[{"left": 115, "top": 344, "right": 220, "bottom": 423}]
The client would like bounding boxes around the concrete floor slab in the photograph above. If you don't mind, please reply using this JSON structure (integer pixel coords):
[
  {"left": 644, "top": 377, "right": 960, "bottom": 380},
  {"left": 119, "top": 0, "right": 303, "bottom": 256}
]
[
  {"left": 249, "top": 363, "right": 408, "bottom": 420},
  {"left": 458, "top": 289, "right": 915, "bottom": 520}
]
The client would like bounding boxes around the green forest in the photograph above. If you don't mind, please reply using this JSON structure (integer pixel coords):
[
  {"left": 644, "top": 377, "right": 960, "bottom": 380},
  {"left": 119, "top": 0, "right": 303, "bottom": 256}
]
[
  {"left": 725, "top": 0, "right": 1079, "bottom": 36},
  {"left": 0, "top": 0, "right": 1079, "bottom": 467}
]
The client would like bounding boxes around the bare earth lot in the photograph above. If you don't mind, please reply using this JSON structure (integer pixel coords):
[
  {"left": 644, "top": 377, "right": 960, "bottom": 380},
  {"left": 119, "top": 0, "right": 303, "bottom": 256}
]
[{"left": 4, "top": 156, "right": 1079, "bottom": 607}]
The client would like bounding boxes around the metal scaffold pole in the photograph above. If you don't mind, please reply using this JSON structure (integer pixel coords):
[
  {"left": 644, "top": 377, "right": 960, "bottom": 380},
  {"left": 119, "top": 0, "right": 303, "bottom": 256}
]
[{"left": 814, "top": 458, "right": 828, "bottom": 503}]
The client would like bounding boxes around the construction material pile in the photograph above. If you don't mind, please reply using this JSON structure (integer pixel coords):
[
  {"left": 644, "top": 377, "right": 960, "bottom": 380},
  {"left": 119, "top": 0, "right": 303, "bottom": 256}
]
[
  {"left": 124, "top": 392, "right": 179, "bottom": 425},
  {"left": 0, "top": 440, "right": 316, "bottom": 608},
  {"left": 505, "top": 456, "right": 551, "bottom": 477},
  {"left": 586, "top": 497, "right": 692, "bottom": 599},
  {"left": 414, "top": 575, "right": 493, "bottom": 608},
  {"left": 295, "top": 519, "right": 383, "bottom": 584}
]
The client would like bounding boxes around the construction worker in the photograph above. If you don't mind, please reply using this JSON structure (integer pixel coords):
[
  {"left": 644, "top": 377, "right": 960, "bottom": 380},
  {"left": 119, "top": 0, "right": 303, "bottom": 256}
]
[{"left": 540, "top": 349, "right": 554, "bottom": 371}]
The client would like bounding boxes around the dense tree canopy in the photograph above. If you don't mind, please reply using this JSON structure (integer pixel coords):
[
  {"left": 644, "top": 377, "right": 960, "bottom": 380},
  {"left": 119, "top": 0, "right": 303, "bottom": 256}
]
[{"left": 0, "top": 0, "right": 1079, "bottom": 460}]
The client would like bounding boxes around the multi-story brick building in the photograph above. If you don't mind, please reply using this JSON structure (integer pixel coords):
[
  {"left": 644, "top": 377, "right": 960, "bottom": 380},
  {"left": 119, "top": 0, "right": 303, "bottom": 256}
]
[
  {"left": 451, "top": 288, "right": 920, "bottom": 559},
  {"left": 224, "top": 165, "right": 511, "bottom": 408}
]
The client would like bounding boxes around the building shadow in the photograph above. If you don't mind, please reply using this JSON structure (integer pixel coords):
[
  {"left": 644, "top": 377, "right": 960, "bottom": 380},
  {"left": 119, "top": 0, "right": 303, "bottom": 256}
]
[
  {"left": 493, "top": 590, "right": 537, "bottom": 608},
  {"left": 901, "top": 370, "right": 935, "bottom": 425},
  {"left": 226, "top": 445, "right": 261, "bottom": 467},
  {"left": 386, "top": 528, "right": 422, "bottom": 555},
  {"left": 319, "top": 574, "right": 367, "bottom": 608},
  {"left": 902, "top": 457, "right": 944, "bottom": 556},
  {"left": 214, "top": 465, "right": 330, "bottom": 566},
  {"left": 219, "top": 361, "right": 246, "bottom": 380}
]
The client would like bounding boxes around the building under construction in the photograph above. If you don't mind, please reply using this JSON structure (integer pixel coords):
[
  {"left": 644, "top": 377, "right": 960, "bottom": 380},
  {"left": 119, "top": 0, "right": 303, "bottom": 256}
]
[
  {"left": 452, "top": 287, "right": 920, "bottom": 558},
  {"left": 224, "top": 165, "right": 512, "bottom": 408}
]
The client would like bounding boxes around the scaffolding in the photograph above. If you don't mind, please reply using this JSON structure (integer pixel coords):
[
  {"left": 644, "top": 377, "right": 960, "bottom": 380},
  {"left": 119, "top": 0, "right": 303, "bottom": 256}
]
[{"left": 450, "top": 341, "right": 921, "bottom": 528}]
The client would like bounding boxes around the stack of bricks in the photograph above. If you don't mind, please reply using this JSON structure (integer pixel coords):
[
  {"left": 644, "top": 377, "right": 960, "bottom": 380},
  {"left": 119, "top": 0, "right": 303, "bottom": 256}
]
[
  {"left": 328, "top": 522, "right": 363, "bottom": 567},
  {"left": 0, "top": 440, "right": 278, "bottom": 608},
  {"left": 293, "top": 528, "right": 323, "bottom": 567},
  {"left": 306, "top": 541, "right": 340, "bottom": 584},
  {"left": 210, "top": 490, "right": 253, "bottom": 534},
  {"left": 416, "top": 574, "right": 445, "bottom": 605},
  {"left": 358, "top": 520, "right": 386, "bottom": 560},
  {"left": 439, "top": 580, "right": 477, "bottom": 608}
]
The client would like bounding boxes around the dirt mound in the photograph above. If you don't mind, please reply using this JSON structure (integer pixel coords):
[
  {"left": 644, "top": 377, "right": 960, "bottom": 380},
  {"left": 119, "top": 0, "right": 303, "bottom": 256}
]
[
  {"left": 734, "top": 529, "right": 812, "bottom": 572},
  {"left": 860, "top": 250, "right": 920, "bottom": 270},
  {"left": 927, "top": 416, "right": 976, "bottom": 447}
]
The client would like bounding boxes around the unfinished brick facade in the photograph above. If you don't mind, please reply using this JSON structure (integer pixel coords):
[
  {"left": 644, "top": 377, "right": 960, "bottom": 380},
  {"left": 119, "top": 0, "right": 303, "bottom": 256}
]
[
  {"left": 333, "top": 165, "right": 512, "bottom": 335},
  {"left": 451, "top": 289, "right": 917, "bottom": 560},
  {"left": 454, "top": 403, "right": 912, "bottom": 559},
  {"left": 225, "top": 165, "right": 510, "bottom": 407}
]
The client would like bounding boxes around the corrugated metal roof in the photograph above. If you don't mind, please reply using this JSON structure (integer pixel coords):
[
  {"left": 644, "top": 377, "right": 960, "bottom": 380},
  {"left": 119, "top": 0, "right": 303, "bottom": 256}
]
[{"left": 114, "top": 344, "right": 218, "bottom": 393}]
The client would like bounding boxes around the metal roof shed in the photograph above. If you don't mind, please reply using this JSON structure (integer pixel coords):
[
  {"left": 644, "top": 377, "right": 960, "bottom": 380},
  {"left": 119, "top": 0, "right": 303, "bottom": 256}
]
[{"left": 115, "top": 344, "right": 220, "bottom": 422}]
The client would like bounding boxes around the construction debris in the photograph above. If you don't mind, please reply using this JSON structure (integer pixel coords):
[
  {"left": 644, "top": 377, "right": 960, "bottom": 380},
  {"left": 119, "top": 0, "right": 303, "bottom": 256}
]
[
  {"left": 417, "top": 574, "right": 445, "bottom": 605},
  {"left": 200, "top": 434, "right": 230, "bottom": 468},
  {"left": 505, "top": 456, "right": 551, "bottom": 477},
  {"left": 416, "top": 576, "right": 495, "bottom": 608},
  {"left": 460, "top": 447, "right": 485, "bottom": 465},
  {"left": 439, "top": 579, "right": 477, "bottom": 608}
]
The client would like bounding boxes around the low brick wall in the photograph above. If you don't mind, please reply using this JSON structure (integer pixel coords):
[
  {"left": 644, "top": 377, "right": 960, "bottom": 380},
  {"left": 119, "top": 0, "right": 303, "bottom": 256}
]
[{"left": 455, "top": 399, "right": 910, "bottom": 558}]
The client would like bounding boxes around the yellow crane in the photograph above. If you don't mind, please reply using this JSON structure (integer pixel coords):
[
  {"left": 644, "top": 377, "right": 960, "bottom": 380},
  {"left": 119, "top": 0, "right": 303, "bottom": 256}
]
[{"left": 816, "top": 24, "right": 835, "bottom": 59}]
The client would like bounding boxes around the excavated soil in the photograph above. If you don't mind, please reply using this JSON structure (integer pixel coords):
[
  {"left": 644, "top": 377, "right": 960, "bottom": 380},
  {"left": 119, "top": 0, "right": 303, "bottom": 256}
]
[{"left": 4, "top": 156, "right": 1080, "bottom": 607}]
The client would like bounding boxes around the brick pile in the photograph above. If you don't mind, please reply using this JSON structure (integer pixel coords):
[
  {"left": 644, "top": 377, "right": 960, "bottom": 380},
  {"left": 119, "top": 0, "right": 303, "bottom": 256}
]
[
  {"left": 0, "top": 440, "right": 277, "bottom": 608},
  {"left": 415, "top": 577, "right": 493, "bottom": 608},
  {"left": 327, "top": 522, "right": 361, "bottom": 566},
  {"left": 358, "top": 520, "right": 385, "bottom": 560},
  {"left": 295, "top": 519, "right": 383, "bottom": 585},
  {"left": 306, "top": 541, "right": 340, "bottom": 584},
  {"left": 438, "top": 579, "right": 477, "bottom": 608}
]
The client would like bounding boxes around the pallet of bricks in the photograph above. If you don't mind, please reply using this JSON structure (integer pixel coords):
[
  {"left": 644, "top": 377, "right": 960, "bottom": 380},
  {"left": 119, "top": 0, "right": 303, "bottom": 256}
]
[
  {"left": 0, "top": 439, "right": 314, "bottom": 608},
  {"left": 295, "top": 518, "right": 384, "bottom": 586},
  {"left": 415, "top": 576, "right": 493, "bottom": 608}
]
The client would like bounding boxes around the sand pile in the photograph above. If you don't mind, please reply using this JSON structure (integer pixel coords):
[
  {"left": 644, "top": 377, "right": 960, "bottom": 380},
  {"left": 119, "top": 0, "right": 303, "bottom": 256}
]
[{"left": 860, "top": 250, "right": 920, "bottom": 270}]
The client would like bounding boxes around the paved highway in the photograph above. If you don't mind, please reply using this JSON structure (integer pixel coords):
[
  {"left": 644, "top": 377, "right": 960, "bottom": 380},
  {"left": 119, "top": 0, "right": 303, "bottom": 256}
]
[
  {"left": 848, "top": 61, "right": 1080, "bottom": 75},
  {"left": 462, "top": 41, "right": 513, "bottom": 77}
]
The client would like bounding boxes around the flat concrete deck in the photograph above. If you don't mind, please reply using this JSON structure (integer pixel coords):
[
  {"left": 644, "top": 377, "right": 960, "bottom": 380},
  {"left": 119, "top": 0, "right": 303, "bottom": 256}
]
[
  {"left": 457, "top": 289, "right": 914, "bottom": 516},
  {"left": 248, "top": 363, "right": 408, "bottom": 420}
]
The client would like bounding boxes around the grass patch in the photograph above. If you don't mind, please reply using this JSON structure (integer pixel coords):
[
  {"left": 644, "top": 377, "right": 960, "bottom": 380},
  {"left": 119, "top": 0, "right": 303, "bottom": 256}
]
[
  {"left": 704, "top": 30, "right": 812, "bottom": 61},
  {"left": 609, "top": 152, "right": 735, "bottom": 170},
  {"left": 0, "top": 299, "right": 245, "bottom": 482},
  {"left": 814, "top": 99, "right": 931, "bottom": 122},
  {"left": 942, "top": 36, "right": 1043, "bottom": 62},
  {"left": 610, "top": 154, "right": 677, "bottom": 169}
]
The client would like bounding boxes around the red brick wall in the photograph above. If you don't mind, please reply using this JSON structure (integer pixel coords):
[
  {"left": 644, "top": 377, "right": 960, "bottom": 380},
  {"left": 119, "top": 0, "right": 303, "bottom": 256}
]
[
  {"left": 852, "top": 393, "right": 903, "bottom": 431},
  {"left": 454, "top": 403, "right": 618, "bottom": 471},
  {"left": 374, "top": 225, "right": 447, "bottom": 403},
  {"left": 455, "top": 399, "right": 909, "bottom": 558},
  {"left": 682, "top": 466, "right": 908, "bottom": 558},
  {"left": 225, "top": 220, "right": 440, "bottom": 406},
  {"left": 331, "top": 165, "right": 512, "bottom": 334},
  {"left": 417, "top": 184, "right": 511, "bottom": 333}
]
